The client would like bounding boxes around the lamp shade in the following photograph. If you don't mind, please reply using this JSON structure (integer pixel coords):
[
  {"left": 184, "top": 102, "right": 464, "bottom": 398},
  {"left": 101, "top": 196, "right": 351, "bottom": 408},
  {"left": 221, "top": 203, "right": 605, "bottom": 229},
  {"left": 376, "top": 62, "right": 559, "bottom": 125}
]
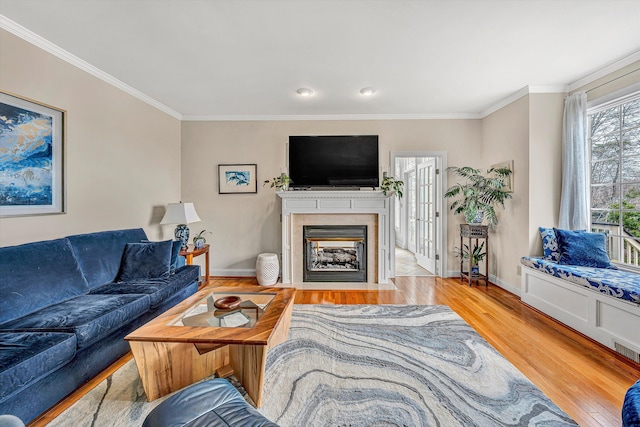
[{"left": 160, "top": 202, "right": 202, "bottom": 225}]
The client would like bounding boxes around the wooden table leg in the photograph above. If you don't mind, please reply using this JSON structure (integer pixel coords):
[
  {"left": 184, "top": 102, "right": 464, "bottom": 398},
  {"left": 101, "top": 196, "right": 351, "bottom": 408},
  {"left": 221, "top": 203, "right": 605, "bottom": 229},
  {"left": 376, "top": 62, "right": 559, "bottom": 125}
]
[{"left": 204, "top": 249, "right": 210, "bottom": 285}]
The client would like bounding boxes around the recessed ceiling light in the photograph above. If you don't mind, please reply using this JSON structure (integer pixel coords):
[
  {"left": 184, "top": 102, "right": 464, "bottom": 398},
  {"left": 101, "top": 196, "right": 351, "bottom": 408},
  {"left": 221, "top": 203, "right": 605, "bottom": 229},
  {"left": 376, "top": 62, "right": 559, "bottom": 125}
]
[
  {"left": 296, "top": 88, "right": 314, "bottom": 97},
  {"left": 360, "top": 87, "right": 376, "bottom": 96}
]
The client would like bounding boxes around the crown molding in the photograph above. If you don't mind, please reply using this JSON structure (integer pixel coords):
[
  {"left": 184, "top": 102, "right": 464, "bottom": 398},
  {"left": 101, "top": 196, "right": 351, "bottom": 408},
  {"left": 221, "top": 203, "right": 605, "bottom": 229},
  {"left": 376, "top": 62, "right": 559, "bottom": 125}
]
[
  {"left": 3, "top": 11, "right": 637, "bottom": 123},
  {"left": 0, "top": 14, "right": 182, "bottom": 120},
  {"left": 479, "top": 85, "right": 568, "bottom": 118},
  {"left": 568, "top": 49, "right": 640, "bottom": 92},
  {"left": 182, "top": 112, "right": 482, "bottom": 121}
]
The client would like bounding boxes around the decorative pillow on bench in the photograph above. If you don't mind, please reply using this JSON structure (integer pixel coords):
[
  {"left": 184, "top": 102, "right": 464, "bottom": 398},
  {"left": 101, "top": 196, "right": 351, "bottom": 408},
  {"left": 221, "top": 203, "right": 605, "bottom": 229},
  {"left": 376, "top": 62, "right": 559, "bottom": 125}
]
[
  {"left": 554, "top": 228, "right": 616, "bottom": 269},
  {"left": 117, "top": 240, "right": 173, "bottom": 282},
  {"left": 539, "top": 227, "right": 561, "bottom": 262}
]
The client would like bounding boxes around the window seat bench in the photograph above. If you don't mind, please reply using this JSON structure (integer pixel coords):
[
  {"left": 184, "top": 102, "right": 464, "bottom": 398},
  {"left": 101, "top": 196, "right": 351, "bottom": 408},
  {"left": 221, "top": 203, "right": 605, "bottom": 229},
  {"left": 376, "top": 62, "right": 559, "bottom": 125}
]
[{"left": 521, "top": 256, "right": 640, "bottom": 361}]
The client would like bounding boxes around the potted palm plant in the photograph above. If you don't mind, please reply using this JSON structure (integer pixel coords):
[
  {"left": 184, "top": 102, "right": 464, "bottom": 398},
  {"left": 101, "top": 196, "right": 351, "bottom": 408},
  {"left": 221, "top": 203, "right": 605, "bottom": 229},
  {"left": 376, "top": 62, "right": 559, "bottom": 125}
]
[{"left": 444, "top": 165, "right": 512, "bottom": 227}]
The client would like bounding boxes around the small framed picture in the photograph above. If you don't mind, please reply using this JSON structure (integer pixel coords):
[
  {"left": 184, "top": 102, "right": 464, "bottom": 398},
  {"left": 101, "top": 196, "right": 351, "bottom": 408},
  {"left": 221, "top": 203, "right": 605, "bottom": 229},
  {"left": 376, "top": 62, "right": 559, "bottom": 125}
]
[
  {"left": 490, "top": 160, "right": 514, "bottom": 193},
  {"left": 0, "top": 91, "right": 66, "bottom": 217},
  {"left": 218, "top": 164, "right": 257, "bottom": 194}
]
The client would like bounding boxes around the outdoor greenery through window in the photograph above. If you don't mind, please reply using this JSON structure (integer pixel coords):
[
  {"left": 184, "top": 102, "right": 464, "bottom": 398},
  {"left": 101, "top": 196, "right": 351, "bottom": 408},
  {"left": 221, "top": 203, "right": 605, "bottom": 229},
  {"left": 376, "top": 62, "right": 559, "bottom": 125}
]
[{"left": 589, "top": 91, "right": 640, "bottom": 267}]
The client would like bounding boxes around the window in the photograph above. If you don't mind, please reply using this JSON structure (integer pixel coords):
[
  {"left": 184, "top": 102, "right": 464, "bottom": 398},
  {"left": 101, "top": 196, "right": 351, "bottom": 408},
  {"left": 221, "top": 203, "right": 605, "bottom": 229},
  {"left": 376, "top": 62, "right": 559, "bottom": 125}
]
[{"left": 589, "top": 91, "right": 640, "bottom": 267}]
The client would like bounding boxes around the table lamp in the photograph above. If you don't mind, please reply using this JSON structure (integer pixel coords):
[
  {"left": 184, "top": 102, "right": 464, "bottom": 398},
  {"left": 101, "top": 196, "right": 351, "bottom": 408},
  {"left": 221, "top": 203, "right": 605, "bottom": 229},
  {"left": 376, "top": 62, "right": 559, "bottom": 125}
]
[{"left": 160, "top": 202, "right": 202, "bottom": 249}]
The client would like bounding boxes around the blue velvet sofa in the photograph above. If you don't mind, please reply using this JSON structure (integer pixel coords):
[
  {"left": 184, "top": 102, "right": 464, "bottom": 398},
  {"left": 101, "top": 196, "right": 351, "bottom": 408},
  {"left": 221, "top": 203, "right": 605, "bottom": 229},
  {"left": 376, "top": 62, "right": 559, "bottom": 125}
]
[{"left": 0, "top": 228, "right": 201, "bottom": 424}]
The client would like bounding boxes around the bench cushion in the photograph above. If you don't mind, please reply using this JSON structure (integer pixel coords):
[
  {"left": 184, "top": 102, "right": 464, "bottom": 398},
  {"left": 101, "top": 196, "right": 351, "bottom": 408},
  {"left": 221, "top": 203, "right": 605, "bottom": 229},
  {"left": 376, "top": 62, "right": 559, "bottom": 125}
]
[
  {"left": 0, "top": 332, "right": 76, "bottom": 403},
  {"left": 521, "top": 256, "right": 640, "bottom": 304},
  {"left": 0, "top": 294, "right": 150, "bottom": 349},
  {"left": 90, "top": 266, "right": 200, "bottom": 309},
  {"left": 0, "top": 238, "right": 89, "bottom": 325}
]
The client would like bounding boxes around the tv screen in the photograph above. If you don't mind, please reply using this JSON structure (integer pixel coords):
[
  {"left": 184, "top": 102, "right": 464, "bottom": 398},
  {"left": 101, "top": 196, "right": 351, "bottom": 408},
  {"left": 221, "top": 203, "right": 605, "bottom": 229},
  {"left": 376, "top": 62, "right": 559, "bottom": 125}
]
[{"left": 288, "top": 135, "right": 379, "bottom": 188}]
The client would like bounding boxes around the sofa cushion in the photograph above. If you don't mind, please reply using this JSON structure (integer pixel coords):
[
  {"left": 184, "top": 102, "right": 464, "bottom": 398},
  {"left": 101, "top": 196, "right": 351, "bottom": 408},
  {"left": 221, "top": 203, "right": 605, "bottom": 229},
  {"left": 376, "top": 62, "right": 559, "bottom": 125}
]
[
  {"left": 0, "top": 294, "right": 150, "bottom": 349},
  {"left": 0, "top": 238, "right": 89, "bottom": 325},
  {"left": 555, "top": 228, "right": 616, "bottom": 269},
  {"left": 67, "top": 228, "right": 148, "bottom": 289},
  {"left": 90, "top": 265, "right": 200, "bottom": 309},
  {"left": 0, "top": 332, "right": 77, "bottom": 403},
  {"left": 170, "top": 240, "right": 184, "bottom": 273},
  {"left": 117, "top": 240, "right": 173, "bottom": 282}
]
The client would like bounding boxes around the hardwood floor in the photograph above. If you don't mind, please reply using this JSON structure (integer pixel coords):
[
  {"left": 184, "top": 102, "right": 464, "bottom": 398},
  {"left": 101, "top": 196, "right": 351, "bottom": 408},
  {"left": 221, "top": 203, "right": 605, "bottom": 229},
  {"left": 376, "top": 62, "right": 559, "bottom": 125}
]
[{"left": 31, "top": 276, "right": 639, "bottom": 426}]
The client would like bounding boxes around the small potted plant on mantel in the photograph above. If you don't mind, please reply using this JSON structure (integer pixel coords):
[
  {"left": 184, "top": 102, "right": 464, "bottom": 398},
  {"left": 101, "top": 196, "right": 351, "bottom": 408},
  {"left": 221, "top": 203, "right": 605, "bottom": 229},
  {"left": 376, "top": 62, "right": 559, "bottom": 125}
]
[
  {"left": 264, "top": 173, "right": 292, "bottom": 191},
  {"left": 380, "top": 176, "right": 404, "bottom": 199},
  {"left": 443, "top": 165, "right": 512, "bottom": 227}
]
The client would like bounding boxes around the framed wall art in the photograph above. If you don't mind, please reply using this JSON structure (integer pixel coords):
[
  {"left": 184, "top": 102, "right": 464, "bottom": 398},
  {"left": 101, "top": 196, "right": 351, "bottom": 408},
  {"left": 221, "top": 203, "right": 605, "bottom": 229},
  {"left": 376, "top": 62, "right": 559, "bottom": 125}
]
[
  {"left": 218, "top": 164, "right": 257, "bottom": 194},
  {"left": 491, "top": 160, "right": 514, "bottom": 193},
  {"left": 0, "top": 91, "right": 65, "bottom": 217}
]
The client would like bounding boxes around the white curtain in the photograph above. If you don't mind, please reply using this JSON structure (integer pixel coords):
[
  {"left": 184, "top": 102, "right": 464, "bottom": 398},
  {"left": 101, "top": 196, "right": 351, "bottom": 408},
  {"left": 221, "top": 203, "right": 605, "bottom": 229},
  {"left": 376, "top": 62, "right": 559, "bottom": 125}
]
[{"left": 559, "top": 92, "right": 589, "bottom": 230}]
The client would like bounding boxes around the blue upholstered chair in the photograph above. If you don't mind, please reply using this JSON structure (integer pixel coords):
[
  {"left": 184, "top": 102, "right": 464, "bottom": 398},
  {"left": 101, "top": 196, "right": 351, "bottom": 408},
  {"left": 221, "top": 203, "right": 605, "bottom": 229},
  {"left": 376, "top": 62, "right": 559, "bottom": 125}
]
[
  {"left": 623, "top": 380, "right": 640, "bottom": 427},
  {"left": 142, "top": 379, "right": 278, "bottom": 427}
]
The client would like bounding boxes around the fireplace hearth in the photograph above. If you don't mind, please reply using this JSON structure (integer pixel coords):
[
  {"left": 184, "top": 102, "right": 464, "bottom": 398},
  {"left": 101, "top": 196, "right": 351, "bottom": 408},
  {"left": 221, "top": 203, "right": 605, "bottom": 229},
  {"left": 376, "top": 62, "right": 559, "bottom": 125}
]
[{"left": 303, "top": 225, "right": 367, "bottom": 282}]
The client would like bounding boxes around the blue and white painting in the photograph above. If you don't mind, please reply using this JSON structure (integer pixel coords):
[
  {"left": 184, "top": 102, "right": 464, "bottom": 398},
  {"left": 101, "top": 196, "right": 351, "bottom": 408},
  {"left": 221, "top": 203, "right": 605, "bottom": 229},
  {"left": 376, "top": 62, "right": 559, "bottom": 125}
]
[
  {"left": 225, "top": 171, "right": 250, "bottom": 186},
  {"left": 218, "top": 164, "right": 257, "bottom": 194},
  {"left": 0, "top": 92, "right": 64, "bottom": 216}
]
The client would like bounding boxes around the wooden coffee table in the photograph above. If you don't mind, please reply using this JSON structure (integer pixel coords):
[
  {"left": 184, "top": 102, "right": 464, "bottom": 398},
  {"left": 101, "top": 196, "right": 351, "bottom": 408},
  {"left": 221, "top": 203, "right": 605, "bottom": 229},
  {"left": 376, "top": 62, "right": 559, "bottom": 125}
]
[{"left": 125, "top": 286, "right": 296, "bottom": 407}]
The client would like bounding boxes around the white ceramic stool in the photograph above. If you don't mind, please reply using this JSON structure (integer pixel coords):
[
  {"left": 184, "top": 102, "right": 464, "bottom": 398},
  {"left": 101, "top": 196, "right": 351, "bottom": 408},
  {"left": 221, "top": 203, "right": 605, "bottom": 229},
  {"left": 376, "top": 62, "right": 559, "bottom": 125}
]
[{"left": 256, "top": 253, "right": 279, "bottom": 286}]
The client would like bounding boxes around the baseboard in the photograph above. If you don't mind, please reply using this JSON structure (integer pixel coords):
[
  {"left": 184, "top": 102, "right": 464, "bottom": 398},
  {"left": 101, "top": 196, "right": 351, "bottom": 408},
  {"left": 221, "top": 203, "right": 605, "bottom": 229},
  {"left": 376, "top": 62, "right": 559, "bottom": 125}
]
[
  {"left": 210, "top": 268, "right": 255, "bottom": 277},
  {"left": 446, "top": 270, "right": 521, "bottom": 297},
  {"left": 489, "top": 274, "right": 521, "bottom": 297}
]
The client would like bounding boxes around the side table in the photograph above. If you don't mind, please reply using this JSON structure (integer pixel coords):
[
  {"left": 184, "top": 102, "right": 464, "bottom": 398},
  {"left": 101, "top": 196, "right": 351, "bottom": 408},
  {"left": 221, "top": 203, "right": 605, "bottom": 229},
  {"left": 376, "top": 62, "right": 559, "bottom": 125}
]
[
  {"left": 179, "top": 244, "right": 210, "bottom": 286},
  {"left": 459, "top": 224, "right": 489, "bottom": 286}
]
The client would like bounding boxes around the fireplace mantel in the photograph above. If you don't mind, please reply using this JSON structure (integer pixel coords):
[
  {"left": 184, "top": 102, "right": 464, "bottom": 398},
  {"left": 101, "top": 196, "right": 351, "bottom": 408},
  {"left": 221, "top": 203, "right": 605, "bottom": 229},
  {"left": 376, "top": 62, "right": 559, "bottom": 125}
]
[{"left": 278, "top": 191, "right": 395, "bottom": 284}]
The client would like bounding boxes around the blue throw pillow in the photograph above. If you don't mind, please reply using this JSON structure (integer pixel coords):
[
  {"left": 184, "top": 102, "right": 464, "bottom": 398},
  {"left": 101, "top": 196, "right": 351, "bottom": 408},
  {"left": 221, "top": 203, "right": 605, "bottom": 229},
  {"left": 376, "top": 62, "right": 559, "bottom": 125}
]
[
  {"left": 170, "top": 240, "right": 183, "bottom": 273},
  {"left": 539, "top": 227, "right": 560, "bottom": 262},
  {"left": 554, "top": 228, "right": 616, "bottom": 269},
  {"left": 117, "top": 240, "right": 173, "bottom": 282}
]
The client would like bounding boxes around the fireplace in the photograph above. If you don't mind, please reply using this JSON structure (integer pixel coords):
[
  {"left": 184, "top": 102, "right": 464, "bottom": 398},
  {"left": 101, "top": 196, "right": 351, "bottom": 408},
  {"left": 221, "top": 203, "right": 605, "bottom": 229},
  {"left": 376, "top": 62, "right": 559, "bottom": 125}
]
[
  {"left": 278, "top": 191, "right": 395, "bottom": 285},
  {"left": 303, "top": 225, "right": 367, "bottom": 282}
]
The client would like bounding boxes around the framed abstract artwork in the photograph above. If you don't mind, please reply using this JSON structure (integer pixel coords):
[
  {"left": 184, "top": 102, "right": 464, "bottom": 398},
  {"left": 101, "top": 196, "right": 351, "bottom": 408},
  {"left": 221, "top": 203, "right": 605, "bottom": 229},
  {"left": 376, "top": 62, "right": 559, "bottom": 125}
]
[
  {"left": 0, "top": 91, "right": 65, "bottom": 217},
  {"left": 218, "top": 164, "right": 257, "bottom": 194},
  {"left": 491, "top": 160, "right": 514, "bottom": 193}
]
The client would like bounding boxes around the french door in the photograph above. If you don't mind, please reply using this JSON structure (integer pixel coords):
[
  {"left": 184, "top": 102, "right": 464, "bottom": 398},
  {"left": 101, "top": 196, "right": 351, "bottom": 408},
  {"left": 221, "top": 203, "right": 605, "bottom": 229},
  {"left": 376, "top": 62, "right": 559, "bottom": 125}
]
[
  {"left": 415, "top": 159, "right": 437, "bottom": 273},
  {"left": 406, "top": 170, "right": 417, "bottom": 254}
]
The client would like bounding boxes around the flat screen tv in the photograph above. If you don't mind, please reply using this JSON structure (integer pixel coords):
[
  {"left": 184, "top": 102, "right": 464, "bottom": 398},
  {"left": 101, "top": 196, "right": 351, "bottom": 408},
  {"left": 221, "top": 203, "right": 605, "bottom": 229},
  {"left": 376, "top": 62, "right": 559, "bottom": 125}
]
[{"left": 288, "top": 135, "right": 379, "bottom": 189}]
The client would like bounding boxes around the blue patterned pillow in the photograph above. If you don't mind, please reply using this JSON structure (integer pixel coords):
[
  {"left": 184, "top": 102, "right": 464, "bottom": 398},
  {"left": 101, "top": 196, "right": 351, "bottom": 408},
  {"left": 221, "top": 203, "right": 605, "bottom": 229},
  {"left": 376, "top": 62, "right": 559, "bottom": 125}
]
[
  {"left": 554, "top": 228, "right": 616, "bottom": 269},
  {"left": 539, "top": 227, "right": 560, "bottom": 262}
]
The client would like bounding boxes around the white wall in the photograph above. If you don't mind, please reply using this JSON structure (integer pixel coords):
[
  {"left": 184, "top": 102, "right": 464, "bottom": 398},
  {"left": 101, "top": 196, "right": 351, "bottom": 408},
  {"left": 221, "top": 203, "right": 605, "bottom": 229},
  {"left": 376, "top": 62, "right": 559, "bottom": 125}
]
[
  {"left": 0, "top": 29, "right": 182, "bottom": 246},
  {"left": 480, "top": 96, "right": 531, "bottom": 293},
  {"left": 181, "top": 119, "right": 482, "bottom": 275}
]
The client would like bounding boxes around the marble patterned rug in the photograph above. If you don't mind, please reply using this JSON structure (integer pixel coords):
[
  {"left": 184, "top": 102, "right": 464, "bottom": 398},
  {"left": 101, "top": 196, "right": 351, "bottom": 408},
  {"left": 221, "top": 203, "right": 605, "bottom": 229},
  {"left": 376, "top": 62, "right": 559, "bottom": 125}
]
[{"left": 49, "top": 305, "right": 577, "bottom": 426}]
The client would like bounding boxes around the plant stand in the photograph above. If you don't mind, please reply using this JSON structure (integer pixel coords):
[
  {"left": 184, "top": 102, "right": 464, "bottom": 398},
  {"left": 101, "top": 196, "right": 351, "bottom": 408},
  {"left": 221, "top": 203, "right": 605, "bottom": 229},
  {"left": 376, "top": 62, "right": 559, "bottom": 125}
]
[{"left": 459, "top": 224, "right": 489, "bottom": 286}]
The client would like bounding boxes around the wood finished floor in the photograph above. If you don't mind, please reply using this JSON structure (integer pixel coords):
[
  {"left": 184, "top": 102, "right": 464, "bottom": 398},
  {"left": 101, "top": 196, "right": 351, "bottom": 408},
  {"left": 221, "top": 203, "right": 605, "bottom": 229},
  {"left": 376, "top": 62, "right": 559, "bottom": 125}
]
[{"left": 31, "top": 276, "right": 640, "bottom": 427}]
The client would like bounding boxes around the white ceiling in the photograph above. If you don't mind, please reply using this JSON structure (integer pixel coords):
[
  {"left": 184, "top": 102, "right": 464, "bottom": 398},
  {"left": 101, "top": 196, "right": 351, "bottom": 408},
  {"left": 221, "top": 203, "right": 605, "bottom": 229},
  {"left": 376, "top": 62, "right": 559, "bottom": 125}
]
[{"left": 1, "top": 0, "right": 639, "bottom": 120}]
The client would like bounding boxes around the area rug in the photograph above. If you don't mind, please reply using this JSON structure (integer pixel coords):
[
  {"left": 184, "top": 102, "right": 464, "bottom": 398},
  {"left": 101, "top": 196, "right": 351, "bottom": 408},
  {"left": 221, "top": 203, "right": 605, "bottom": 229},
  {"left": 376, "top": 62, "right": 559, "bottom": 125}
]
[
  {"left": 260, "top": 305, "right": 576, "bottom": 426},
  {"left": 49, "top": 305, "right": 576, "bottom": 426}
]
